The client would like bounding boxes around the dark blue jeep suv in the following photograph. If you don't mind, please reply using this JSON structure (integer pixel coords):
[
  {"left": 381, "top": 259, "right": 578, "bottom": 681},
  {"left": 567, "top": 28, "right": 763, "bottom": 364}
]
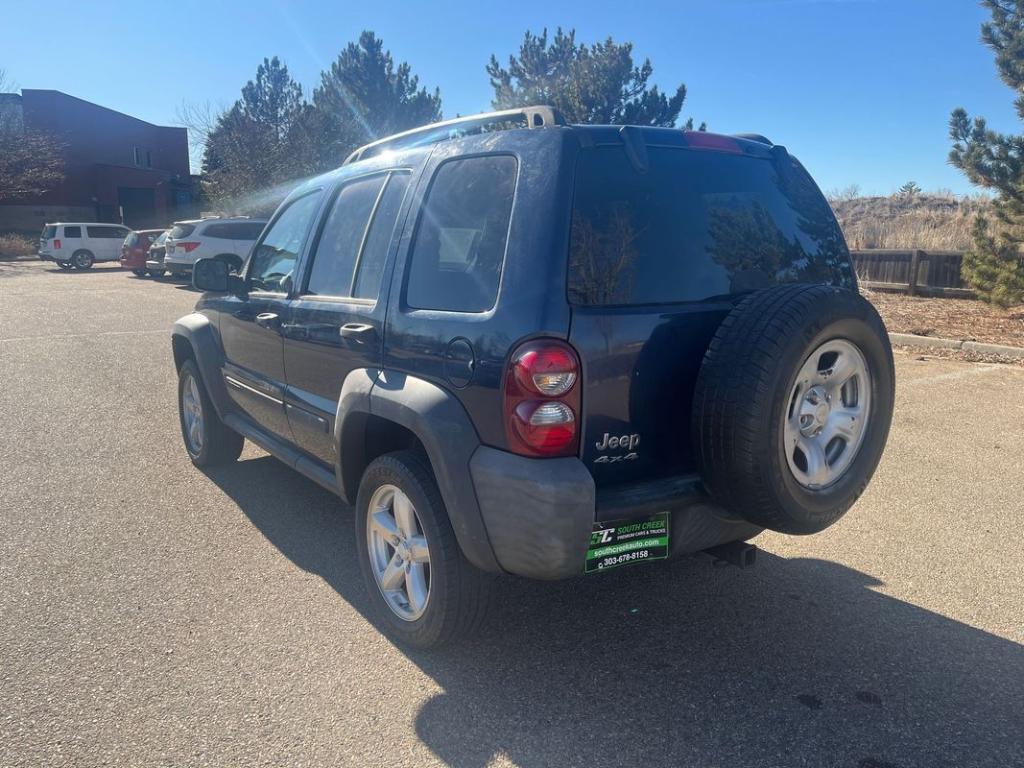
[{"left": 172, "top": 106, "right": 894, "bottom": 647}]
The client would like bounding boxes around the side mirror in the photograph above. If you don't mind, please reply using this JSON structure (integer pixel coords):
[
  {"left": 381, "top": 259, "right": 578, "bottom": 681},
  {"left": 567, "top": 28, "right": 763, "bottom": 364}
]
[{"left": 193, "top": 258, "right": 229, "bottom": 292}]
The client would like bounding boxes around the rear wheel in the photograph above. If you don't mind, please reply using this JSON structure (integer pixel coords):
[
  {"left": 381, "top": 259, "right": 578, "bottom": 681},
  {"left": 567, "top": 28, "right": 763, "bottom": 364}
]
[
  {"left": 177, "top": 358, "right": 244, "bottom": 466},
  {"left": 132, "top": 268, "right": 147, "bottom": 277},
  {"left": 72, "top": 250, "right": 94, "bottom": 269},
  {"left": 148, "top": 269, "right": 166, "bottom": 278},
  {"left": 693, "top": 284, "right": 894, "bottom": 534},
  {"left": 355, "top": 451, "right": 493, "bottom": 648}
]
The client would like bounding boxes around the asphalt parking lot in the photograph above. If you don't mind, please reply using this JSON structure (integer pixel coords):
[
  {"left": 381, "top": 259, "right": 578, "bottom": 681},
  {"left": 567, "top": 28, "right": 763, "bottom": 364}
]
[{"left": 1, "top": 259, "right": 1022, "bottom": 768}]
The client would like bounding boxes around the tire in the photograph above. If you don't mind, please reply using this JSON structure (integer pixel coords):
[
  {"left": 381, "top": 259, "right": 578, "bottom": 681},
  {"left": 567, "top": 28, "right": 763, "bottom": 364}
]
[
  {"left": 177, "top": 358, "right": 244, "bottom": 467},
  {"left": 148, "top": 269, "right": 166, "bottom": 278},
  {"left": 56, "top": 260, "right": 73, "bottom": 270},
  {"left": 71, "top": 250, "right": 94, "bottom": 269},
  {"left": 132, "top": 268, "right": 147, "bottom": 277},
  {"left": 215, "top": 254, "right": 242, "bottom": 274},
  {"left": 355, "top": 451, "right": 493, "bottom": 648},
  {"left": 692, "top": 284, "right": 894, "bottom": 535}
]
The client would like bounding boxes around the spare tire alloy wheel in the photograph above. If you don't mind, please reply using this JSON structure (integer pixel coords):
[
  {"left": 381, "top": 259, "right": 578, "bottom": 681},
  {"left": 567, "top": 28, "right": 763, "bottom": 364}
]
[
  {"left": 692, "top": 283, "right": 895, "bottom": 535},
  {"left": 784, "top": 339, "right": 871, "bottom": 490},
  {"left": 366, "top": 484, "right": 431, "bottom": 621}
]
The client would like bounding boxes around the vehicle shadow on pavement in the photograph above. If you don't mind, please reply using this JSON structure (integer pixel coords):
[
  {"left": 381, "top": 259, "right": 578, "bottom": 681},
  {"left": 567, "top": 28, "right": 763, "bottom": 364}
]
[{"left": 204, "top": 456, "right": 1024, "bottom": 768}]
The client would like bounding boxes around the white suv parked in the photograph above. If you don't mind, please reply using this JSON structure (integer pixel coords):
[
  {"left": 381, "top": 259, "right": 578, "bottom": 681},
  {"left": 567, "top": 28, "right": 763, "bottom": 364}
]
[
  {"left": 164, "top": 217, "right": 268, "bottom": 276},
  {"left": 39, "top": 222, "right": 132, "bottom": 269}
]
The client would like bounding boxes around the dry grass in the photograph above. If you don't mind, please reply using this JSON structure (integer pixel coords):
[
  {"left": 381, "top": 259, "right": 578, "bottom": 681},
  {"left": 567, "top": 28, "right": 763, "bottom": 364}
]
[
  {"left": 0, "top": 232, "right": 36, "bottom": 260},
  {"left": 831, "top": 194, "right": 989, "bottom": 251},
  {"left": 863, "top": 288, "right": 1024, "bottom": 347}
]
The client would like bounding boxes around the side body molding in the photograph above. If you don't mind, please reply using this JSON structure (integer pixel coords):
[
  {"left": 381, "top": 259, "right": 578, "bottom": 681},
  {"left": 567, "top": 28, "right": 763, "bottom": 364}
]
[
  {"left": 171, "top": 313, "right": 233, "bottom": 419},
  {"left": 334, "top": 368, "right": 502, "bottom": 573}
]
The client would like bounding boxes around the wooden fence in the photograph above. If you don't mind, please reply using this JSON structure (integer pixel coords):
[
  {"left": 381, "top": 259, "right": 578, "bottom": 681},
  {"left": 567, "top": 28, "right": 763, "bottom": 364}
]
[{"left": 851, "top": 249, "right": 974, "bottom": 298}]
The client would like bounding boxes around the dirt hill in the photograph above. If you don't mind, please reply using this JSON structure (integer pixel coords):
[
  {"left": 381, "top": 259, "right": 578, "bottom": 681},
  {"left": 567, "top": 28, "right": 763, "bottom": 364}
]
[{"left": 830, "top": 193, "right": 990, "bottom": 251}]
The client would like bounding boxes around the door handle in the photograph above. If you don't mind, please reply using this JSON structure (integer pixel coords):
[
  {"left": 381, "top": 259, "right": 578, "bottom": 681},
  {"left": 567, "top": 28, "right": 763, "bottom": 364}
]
[
  {"left": 339, "top": 323, "right": 375, "bottom": 339},
  {"left": 255, "top": 312, "right": 280, "bottom": 330}
]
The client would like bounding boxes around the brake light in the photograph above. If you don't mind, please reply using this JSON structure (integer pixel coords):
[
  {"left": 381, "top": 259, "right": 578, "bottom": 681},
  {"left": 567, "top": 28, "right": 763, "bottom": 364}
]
[
  {"left": 682, "top": 131, "right": 743, "bottom": 154},
  {"left": 504, "top": 339, "right": 580, "bottom": 457},
  {"left": 54, "top": 239, "right": 61, "bottom": 250},
  {"left": 179, "top": 242, "right": 201, "bottom": 253}
]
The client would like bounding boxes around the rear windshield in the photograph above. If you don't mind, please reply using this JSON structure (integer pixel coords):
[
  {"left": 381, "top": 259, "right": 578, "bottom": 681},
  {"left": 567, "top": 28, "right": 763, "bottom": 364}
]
[
  {"left": 153, "top": 231, "right": 168, "bottom": 245},
  {"left": 568, "top": 146, "right": 850, "bottom": 306},
  {"left": 169, "top": 223, "right": 195, "bottom": 239},
  {"left": 41, "top": 226, "right": 56, "bottom": 239},
  {"left": 125, "top": 233, "right": 139, "bottom": 246}
]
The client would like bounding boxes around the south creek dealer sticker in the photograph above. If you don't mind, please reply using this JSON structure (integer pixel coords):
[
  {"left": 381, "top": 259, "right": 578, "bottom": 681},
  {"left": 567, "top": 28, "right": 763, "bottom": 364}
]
[{"left": 585, "top": 512, "right": 669, "bottom": 574}]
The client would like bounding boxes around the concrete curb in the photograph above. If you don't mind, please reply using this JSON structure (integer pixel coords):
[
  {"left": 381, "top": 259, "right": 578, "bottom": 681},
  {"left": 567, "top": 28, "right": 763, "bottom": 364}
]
[{"left": 889, "top": 332, "right": 1024, "bottom": 359}]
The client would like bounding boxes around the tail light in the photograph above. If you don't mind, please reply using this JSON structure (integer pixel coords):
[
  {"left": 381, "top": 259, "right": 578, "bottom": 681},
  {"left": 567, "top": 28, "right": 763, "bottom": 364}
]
[
  {"left": 178, "top": 242, "right": 201, "bottom": 253},
  {"left": 682, "top": 131, "right": 743, "bottom": 154},
  {"left": 504, "top": 339, "right": 581, "bottom": 457},
  {"left": 54, "top": 239, "right": 61, "bottom": 250}
]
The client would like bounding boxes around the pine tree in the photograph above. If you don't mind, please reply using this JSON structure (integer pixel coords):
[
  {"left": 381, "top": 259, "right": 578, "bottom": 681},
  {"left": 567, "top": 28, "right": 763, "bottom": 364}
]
[
  {"left": 202, "top": 56, "right": 310, "bottom": 213},
  {"left": 949, "top": 0, "right": 1024, "bottom": 307},
  {"left": 487, "top": 28, "right": 700, "bottom": 128},
  {"left": 309, "top": 31, "right": 442, "bottom": 170}
]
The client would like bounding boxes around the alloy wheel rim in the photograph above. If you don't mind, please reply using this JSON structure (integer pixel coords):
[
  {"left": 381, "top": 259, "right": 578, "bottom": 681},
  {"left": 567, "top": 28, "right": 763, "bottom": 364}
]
[
  {"left": 74, "top": 253, "right": 90, "bottom": 267},
  {"left": 783, "top": 338, "right": 872, "bottom": 490},
  {"left": 181, "top": 373, "right": 204, "bottom": 454},
  {"left": 366, "top": 484, "right": 431, "bottom": 621}
]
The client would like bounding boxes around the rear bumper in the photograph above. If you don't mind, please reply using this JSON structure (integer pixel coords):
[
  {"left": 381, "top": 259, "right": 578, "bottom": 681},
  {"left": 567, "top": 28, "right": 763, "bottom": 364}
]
[
  {"left": 469, "top": 447, "right": 761, "bottom": 580},
  {"left": 145, "top": 258, "right": 165, "bottom": 271},
  {"left": 165, "top": 261, "right": 192, "bottom": 275}
]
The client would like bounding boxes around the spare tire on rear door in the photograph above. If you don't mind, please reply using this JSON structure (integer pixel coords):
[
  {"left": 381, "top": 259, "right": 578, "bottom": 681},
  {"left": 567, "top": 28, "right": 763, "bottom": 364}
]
[{"left": 692, "top": 283, "right": 894, "bottom": 534}]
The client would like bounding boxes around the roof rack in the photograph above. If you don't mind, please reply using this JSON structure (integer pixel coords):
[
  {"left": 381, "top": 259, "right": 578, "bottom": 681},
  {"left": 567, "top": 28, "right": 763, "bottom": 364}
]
[{"left": 343, "top": 105, "right": 566, "bottom": 165}]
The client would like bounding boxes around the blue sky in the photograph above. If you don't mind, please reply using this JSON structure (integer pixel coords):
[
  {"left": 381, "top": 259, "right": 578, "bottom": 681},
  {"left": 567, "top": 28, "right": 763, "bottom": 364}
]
[{"left": 2, "top": 0, "right": 1015, "bottom": 195}]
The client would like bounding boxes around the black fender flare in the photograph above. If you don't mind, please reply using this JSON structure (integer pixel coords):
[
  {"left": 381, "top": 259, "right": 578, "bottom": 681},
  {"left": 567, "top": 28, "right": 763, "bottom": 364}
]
[
  {"left": 334, "top": 368, "right": 501, "bottom": 574},
  {"left": 171, "top": 313, "right": 233, "bottom": 419}
]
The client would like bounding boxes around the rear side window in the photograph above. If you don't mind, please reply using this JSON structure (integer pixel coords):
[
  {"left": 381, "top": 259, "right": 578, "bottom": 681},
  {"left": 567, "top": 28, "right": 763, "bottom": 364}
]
[
  {"left": 63, "top": 226, "right": 81, "bottom": 238},
  {"left": 568, "top": 147, "right": 849, "bottom": 306},
  {"left": 306, "top": 175, "right": 386, "bottom": 297},
  {"left": 203, "top": 224, "right": 232, "bottom": 239},
  {"left": 406, "top": 155, "right": 516, "bottom": 312},
  {"left": 87, "top": 226, "right": 129, "bottom": 239},
  {"left": 235, "top": 223, "right": 266, "bottom": 240},
  {"left": 169, "top": 223, "right": 195, "bottom": 239}
]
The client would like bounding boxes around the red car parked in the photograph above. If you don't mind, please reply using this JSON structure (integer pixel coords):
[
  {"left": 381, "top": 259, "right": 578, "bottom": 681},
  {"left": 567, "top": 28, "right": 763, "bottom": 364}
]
[{"left": 120, "top": 229, "right": 166, "bottom": 276}]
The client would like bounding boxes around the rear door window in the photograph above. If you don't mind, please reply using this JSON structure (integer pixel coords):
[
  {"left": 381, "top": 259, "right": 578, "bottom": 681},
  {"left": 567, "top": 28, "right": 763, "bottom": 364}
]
[
  {"left": 203, "top": 224, "right": 232, "bottom": 239},
  {"left": 353, "top": 173, "right": 410, "bottom": 300},
  {"left": 63, "top": 226, "right": 81, "bottom": 238},
  {"left": 405, "top": 155, "right": 517, "bottom": 313},
  {"left": 305, "top": 175, "right": 386, "bottom": 298},
  {"left": 568, "top": 146, "right": 849, "bottom": 306}
]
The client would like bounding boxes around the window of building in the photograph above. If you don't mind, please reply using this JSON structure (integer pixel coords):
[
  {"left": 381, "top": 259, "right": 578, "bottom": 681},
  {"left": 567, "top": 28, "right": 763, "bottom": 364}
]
[{"left": 405, "top": 155, "right": 517, "bottom": 313}]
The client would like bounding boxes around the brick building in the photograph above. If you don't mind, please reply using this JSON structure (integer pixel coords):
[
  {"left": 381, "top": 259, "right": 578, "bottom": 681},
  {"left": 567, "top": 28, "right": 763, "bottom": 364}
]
[{"left": 0, "top": 89, "right": 196, "bottom": 232}]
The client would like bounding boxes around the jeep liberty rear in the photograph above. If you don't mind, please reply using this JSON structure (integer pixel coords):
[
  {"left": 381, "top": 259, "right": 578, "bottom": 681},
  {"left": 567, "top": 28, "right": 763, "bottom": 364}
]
[{"left": 174, "top": 108, "right": 893, "bottom": 647}]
